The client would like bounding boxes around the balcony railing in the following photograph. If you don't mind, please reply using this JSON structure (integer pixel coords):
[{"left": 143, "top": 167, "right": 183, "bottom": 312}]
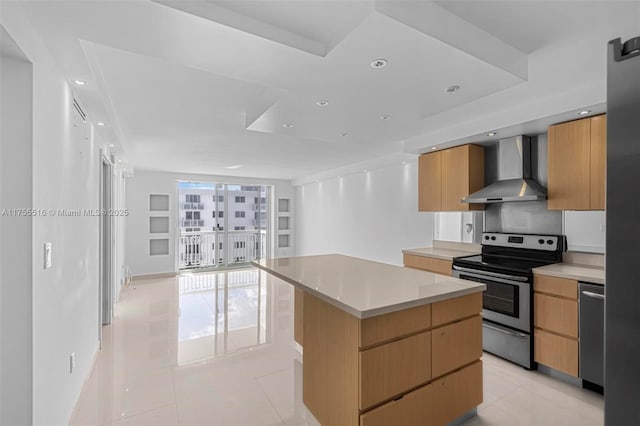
[
  {"left": 182, "top": 202, "right": 204, "bottom": 210},
  {"left": 178, "top": 230, "right": 267, "bottom": 270},
  {"left": 182, "top": 219, "right": 205, "bottom": 227}
]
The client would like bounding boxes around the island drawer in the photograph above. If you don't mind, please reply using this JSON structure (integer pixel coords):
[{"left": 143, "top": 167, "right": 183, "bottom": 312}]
[
  {"left": 432, "top": 315, "right": 482, "bottom": 378},
  {"left": 432, "top": 360, "right": 483, "bottom": 426},
  {"left": 432, "top": 292, "right": 482, "bottom": 327},
  {"left": 403, "top": 254, "right": 452, "bottom": 276},
  {"left": 533, "top": 274, "right": 578, "bottom": 299},
  {"left": 359, "top": 331, "right": 431, "bottom": 410},
  {"left": 359, "top": 304, "right": 431, "bottom": 348},
  {"left": 360, "top": 383, "right": 433, "bottom": 426}
]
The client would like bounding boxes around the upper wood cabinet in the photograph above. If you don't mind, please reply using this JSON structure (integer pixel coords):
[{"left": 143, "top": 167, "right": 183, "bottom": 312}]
[
  {"left": 418, "top": 144, "right": 485, "bottom": 212},
  {"left": 547, "top": 115, "right": 606, "bottom": 210}
]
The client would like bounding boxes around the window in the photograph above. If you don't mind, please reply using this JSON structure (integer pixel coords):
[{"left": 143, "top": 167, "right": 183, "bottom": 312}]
[
  {"left": 234, "top": 226, "right": 246, "bottom": 230},
  {"left": 212, "top": 211, "right": 216, "bottom": 218},
  {"left": 235, "top": 211, "right": 245, "bottom": 218},
  {"left": 254, "top": 197, "right": 266, "bottom": 204},
  {"left": 185, "top": 194, "right": 200, "bottom": 203},
  {"left": 235, "top": 196, "right": 245, "bottom": 203},
  {"left": 254, "top": 211, "right": 267, "bottom": 219},
  {"left": 214, "top": 195, "right": 224, "bottom": 202},
  {"left": 234, "top": 241, "right": 246, "bottom": 248},
  {"left": 218, "top": 211, "right": 224, "bottom": 218},
  {"left": 186, "top": 211, "right": 201, "bottom": 220},
  {"left": 241, "top": 185, "right": 260, "bottom": 191}
]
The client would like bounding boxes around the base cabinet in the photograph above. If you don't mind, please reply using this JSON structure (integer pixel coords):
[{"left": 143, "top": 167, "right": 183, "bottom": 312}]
[
  {"left": 302, "top": 291, "right": 483, "bottom": 426},
  {"left": 403, "top": 253, "right": 452, "bottom": 276}
]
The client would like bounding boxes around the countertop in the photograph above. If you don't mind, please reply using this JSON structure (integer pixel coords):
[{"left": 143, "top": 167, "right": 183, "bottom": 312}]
[
  {"left": 402, "top": 246, "right": 479, "bottom": 261},
  {"left": 402, "top": 241, "right": 481, "bottom": 261},
  {"left": 533, "top": 263, "right": 605, "bottom": 285},
  {"left": 252, "top": 254, "right": 485, "bottom": 319}
]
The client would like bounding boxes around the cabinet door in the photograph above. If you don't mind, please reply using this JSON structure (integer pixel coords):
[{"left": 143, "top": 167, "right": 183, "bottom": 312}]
[
  {"left": 548, "top": 119, "right": 591, "bottom": 210},
  {"left": 534, "top": 328, "right": 579, "bottom": 377},
  {"left": 534, "top": 293, "right": 578, "bottom": 338},
  {"left": 418, "top": 152, "right": 442, "bottom": 211},
  {"left": 432, "top": 361, "right": 483, "bottom": 426},
  {"left": 590, "top": 115, "right": 607, "bottom": 210},
  {"left": 432, "top": 315, "right": 482, "bottom": 378},
  {"left": 360, "top": 384, "right": 433, "bottom": 426},
  {"left": 359, "top": 331, "right": 431, "bottom": 410},
  {"left": 441, "top": 145, "right": 484, "bottom": 211}
]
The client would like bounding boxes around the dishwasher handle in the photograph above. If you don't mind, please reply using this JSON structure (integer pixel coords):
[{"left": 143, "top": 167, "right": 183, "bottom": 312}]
[{"left": 582, "top": 290, "right": 605, "bottom": 301}]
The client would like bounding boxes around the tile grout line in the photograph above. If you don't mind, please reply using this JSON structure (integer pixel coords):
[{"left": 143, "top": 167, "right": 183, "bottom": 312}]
[{"left": 255, "top": 377, "right": 287, "bottom": 426}]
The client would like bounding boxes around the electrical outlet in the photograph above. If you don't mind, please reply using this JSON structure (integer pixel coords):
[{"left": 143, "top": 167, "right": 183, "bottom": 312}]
[{"left": 70, "top": 352, "right": 75, "bottom": 374}]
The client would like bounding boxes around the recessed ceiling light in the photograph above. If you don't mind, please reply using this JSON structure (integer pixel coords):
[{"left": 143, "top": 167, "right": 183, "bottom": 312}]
[
  {"left": 97, "top": 122, "right": 105, "bottom": 126},
  {"left": 487, "top": 131, "right": 497, "bottom": 136},
  {"left": 225, "top": 165, "right": 242, "bottom": 169},
  {"left": 431, "top": 147, "right": 437, "bottom": 150},
  {"left": 340, "top": 132, "right": 348, "bottom": 137},
  {"left": 316, "top": 100, "right": 329, "bottom": 107},
  {"left": 380, "top": 115, "right": 392, "bottom": 120},
  {"left": 578, "top": 110, "right": 591, "bottom": 116},
  {"left": 282, "top": 123, "right": 294, "bottom": 128},
  {"left": 402, "top": 161, "right": 407, "bottom": 165},
  {"left": 73, "top": 80, "right": 87, "bottom": 86},
  {"left": 108, "top": 144, "right": 114, "bottom": 147},
  {"left": 364, "top": 169, "right": 368, "bottom": 173},
  {"left": 370, "top": 59, "right": 388, "bottom": 69},
  {"left": 445, "top": 85, "right": 460, "bottom": 93}
]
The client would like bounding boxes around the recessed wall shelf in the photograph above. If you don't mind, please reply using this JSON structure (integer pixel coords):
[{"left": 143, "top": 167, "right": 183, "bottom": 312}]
[
  {"left": 149, "top": 194, "right": 169, "bottom": 211},
  {"left": 150, "top": 216, "right": 169, "bottom": 234},
  {"left": 278, "top": 198, "right": 290, "bottom": 213},
  {"left": 278, "top": 234, "right": 290, "bottom": 248},
  {"left": 278, "top": 216, "right": 290, "bottom": 231},
  {"left": 149, "top": 238, "right": 169, "bottom": 256}
]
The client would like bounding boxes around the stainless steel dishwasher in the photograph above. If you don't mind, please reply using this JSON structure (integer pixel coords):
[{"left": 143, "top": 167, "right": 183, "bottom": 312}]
[{"left": 579, "top": 282, "right": 605, "bottom": 393}]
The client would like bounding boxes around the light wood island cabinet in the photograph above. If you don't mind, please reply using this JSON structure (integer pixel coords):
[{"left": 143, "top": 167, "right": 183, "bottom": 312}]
[
  {"left": 547, "top": 114, "right": 606, "bottom": 211},
  {"left": 403, "top": 253, "right": 452, "bottom": 276},
  {"left": 418, "top": 144, "right": 485, "bottom": 212},
  {"left": 255, "top": 254, "right": 485, "bottom": 426}
]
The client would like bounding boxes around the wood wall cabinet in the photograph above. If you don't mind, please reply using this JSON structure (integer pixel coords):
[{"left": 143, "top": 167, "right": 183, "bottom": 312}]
[
  {"left": 302, "top": 291, "right": 483, "bottom": 426},
  {"left": 403, "top": 253, "right": 452, "bottom": 276},
  {"left": 547, "top": 114, "right": 606, "bottom": 210},
  {"left": 418, "top": 144, "right": 485, "bottom": 212},
  {"left": 533, "top": 274, "right": 579, "bottom": 376}
]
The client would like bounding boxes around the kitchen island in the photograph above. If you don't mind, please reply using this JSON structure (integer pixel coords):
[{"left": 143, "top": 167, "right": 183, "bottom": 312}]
[{"left": 253, "top": 254, "right": 486, "bottom": 426}]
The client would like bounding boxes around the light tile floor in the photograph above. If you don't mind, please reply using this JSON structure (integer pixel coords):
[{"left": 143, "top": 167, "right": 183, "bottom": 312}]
[{"left": 71, "top": 268, "right": 603, "bottom": 426}]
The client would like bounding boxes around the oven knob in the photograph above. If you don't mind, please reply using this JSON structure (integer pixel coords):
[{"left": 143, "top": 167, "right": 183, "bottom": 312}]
[
  {"left": 491, "top": 236, "right": 496, "bottom": 241},
  {"left": 547, "top": 239, "right": 553, "bottom": 245},
  {"left": 538, "top": 239, "right": 545, "bottom": 244},
  {"left": 485, "top": 235, "right": 490, "bottom": 240}
]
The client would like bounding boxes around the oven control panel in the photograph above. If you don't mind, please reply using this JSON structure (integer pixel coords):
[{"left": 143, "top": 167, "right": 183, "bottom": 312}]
[{"left": 482, "top": 233, "right": 561, "bottom": 251}]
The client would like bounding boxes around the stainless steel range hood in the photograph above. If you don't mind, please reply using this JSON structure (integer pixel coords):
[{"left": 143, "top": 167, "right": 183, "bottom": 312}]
[{"left": 462, "top": 135, "right": 547, "bottom": 204}]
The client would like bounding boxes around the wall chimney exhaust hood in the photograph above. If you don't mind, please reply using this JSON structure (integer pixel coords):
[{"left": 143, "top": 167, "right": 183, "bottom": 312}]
[{"left": 461, "top": 135, "right": 547, "bottom": 204}]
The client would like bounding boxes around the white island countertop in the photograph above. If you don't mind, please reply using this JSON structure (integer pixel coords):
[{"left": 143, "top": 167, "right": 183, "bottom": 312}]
[{"left": 252, "top": 254, "right": 485, "bottom": 319}]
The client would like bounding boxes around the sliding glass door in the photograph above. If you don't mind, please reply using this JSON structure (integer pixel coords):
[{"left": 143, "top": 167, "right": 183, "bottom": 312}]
[{"left": 178, "top": 182, "right": 270, "bottom": 270}]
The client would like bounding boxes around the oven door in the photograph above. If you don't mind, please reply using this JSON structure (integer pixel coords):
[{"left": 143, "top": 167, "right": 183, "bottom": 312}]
[{"left": 452, "top": 265, "right": 531, "bottom": 332}]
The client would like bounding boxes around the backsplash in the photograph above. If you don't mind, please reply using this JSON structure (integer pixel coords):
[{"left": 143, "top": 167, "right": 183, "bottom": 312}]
[{"left": 484, "top": 201, "right": 562, "bottom": 235}]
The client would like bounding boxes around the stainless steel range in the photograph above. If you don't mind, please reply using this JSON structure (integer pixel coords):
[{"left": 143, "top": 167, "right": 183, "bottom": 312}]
[{"left": 452, "top": 232, "right": 565, "bottom": 369}]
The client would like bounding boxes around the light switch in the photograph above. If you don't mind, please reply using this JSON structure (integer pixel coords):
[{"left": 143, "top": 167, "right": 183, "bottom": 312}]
[{"left": 44, "top": 242, "right": 52, "bottom": 269}]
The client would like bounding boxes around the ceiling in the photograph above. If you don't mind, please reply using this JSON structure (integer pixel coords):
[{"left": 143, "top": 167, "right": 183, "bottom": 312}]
[{"left": 15, "top": 0, "right": 640, "bottom": 180}]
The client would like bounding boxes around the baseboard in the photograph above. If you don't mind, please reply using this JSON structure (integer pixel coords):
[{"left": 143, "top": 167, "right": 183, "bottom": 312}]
[
  {"left": 132, "top": 272, "right": 178, "bottom": 281},
  {"left": 67, "top": 341, "right": 100, "bottom": 425}
]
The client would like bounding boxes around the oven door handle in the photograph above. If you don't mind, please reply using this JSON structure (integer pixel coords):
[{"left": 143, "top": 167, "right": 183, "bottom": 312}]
[
  {"left": 453, "top": 265, "right": 529, "bottom": 282},
  {"left": 483, "top": 323, "right": 529, "bottom": 339}
]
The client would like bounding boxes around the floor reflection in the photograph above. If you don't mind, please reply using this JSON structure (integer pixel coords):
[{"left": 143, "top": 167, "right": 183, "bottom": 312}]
[{"left": 178, "top": 268, "right": 270, "bottom": 364}]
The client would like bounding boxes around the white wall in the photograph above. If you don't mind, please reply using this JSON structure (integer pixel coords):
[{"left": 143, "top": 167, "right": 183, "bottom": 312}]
[
  {"left": 126, "top": 170, "right": 295, "bottom": 276},
  {"left": 1, "top": 30, "right": 33, "bottom": 426},
  {"left": 1, "top": 4, "right": 116, "bottom": 424},
  {"left": 564, "top": 211, "right": 606, "bottom": 253},
  {"left": 296, "top": 160, "right": 433, "bottom": 266}
]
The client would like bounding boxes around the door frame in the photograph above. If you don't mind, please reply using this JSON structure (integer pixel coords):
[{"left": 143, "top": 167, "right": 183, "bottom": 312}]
[{"left": 99, "top": 151, "right": 115, "bottom": 344}]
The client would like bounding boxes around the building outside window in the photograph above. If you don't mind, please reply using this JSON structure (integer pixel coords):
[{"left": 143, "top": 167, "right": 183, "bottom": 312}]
[
  {"left": 235, "top": 211, "right": 245, "bottom": 218},
  {"left": 235, "top": 196, "right": 245, "bottom": 203}
]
